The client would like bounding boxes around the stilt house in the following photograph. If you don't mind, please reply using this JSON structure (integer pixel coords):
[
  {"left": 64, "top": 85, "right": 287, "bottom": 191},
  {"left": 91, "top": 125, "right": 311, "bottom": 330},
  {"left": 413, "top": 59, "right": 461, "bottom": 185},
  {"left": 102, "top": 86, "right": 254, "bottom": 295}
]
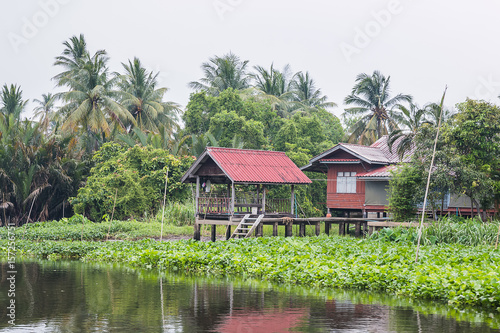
[
  {"left": 301, "top": 136, "right": 494, "bottom": 217},
  {"left": 181, "top": 147, "right": 312, "bottom": 220}
]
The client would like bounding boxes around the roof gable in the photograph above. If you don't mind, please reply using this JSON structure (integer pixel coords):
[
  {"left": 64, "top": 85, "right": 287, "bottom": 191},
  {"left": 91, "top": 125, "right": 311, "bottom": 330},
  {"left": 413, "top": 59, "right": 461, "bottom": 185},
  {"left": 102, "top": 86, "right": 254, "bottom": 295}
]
[
  {"left": 181, "top": 147, "right": 311, "bottom": 185},
  {"left": 301, "top": 136, "right": 412, "bottom": 173}
]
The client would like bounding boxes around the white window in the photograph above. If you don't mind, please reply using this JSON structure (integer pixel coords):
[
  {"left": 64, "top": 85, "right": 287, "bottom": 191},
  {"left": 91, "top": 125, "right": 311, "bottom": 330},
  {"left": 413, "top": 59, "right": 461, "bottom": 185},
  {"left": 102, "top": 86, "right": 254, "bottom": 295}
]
[{"left": 337, "top": 172, "right": 356, "bottom": 193}]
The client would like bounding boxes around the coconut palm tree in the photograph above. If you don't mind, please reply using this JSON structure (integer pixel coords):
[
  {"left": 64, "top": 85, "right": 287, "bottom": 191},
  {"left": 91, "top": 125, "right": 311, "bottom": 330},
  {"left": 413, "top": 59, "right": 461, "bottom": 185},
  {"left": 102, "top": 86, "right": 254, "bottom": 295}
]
[
  {"left": 53, "top": 34, "right": 92, "bottom": 88},
  {"left": 250, "top": 64, "right": 296, "bottom": 116},
  {"left": 291, "top": 71, "right": 336, "bottom": 111},
  {"left": 33, "top": 93, "right": 56, "bottom": 132},
  {"left": 344, "top": 70, "right": 412, "bottom": 145},
  {"left": 116, "top": 57, "right": 180, "bottom": 133},
  {"left": 54, "top": 36, "right": 135, "bottom": 141},
  {"left": 189, "top": 52, "right": 250, "bottom": 96},
  {"left": 425, "top": 102, "right": 455, "bottom": 126},
  {"left": 388, "top": 103, "right": 430, "bottom": 159}
]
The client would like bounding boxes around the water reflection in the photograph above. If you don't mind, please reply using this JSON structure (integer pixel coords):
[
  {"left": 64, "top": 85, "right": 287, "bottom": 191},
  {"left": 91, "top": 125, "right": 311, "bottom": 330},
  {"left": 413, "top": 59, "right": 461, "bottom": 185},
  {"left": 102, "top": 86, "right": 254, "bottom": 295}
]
[{"left": 0, "top": 260, "right": 498, "bottom": 332}]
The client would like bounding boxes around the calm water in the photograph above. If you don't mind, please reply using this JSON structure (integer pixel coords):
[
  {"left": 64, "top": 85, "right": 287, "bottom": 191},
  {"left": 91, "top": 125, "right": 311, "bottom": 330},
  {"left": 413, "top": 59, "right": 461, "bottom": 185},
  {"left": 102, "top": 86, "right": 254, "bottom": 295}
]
[{"left": 0, "top": 260, "right": 499, "bottom": 332}]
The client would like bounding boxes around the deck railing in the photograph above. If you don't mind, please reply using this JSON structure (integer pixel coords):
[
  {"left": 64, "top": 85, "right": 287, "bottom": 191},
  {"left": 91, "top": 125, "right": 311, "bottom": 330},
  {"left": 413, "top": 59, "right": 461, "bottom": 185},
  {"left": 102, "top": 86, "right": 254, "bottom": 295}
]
[
  {"left": 265, "top": 198, "right": 290, "bottom": 214},
  {"left": 197, "top": 197, "right": 291, "bottom": 215},
  {"left": 198, "top": 197, "right": 230, "bottom": 214}
]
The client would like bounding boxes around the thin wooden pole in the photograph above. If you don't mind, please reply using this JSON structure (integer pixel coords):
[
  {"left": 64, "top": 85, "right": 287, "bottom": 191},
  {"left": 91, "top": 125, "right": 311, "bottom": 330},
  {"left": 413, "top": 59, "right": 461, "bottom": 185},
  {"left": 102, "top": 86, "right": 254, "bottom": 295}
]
[
  {"left": 160, "top": 168, "right": 169, "bottom": 242},
  {"left": 23, "top": 194, "right": 38, "bottom": 240},
  {"left": 2, "top": 194, "right": 6, "bottom": 227},
  {"left": 106, "top": 189, "right": 118, "bottom": 241},
  {"left": 416, "top": 87, "right": 447, "bottom": 262},
  {"left": 81, "top": 214, "right": 85, "bottom": 242},
  {"left": 495, "top": 223, "right": 500, "bottom": 250}
]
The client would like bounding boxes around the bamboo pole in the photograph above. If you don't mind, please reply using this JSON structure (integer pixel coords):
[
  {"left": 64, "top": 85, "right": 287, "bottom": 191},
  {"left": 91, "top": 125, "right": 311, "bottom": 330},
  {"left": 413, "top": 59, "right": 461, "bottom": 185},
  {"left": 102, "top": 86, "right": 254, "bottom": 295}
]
[
  {"left": 160, "top": 168, "right": 169, "bottom": 242},
  {"left": 416, "top": 87, "right": 447, "bottom": 262},
  {"left": 23, "top": 194, "right": 38, "bottom": 240},
  {"left": 2, "top": 194, "right": 6, "bottom": 227},
  {"left": 106, "top": 189, "right": 118, "bottom": 241},
  {"left": 81, "top": 214, "right": 85, "bottom": 241}
]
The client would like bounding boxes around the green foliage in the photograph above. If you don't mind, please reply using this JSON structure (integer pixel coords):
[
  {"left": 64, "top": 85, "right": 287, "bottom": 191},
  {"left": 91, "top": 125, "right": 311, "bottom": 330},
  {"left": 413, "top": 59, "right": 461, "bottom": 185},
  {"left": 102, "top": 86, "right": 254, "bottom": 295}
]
[
  {"left": 208, "top": 111, "right": 267, "bottom": 149},
  {"left": 5, "top": 235, "right": 500, "bottom": 311},
  {"left": 369, "top": 217, "right": 500, "bottom": 247},
  {"left": 156, "top": 201, "right": 195, "bottom": 226},
  {"left": 71, "top": 143, "right": 194, "bottom": 221},
  {"left": 0, "top": 214, "right": 193, "bottom": 241},
  {"left": 388, "top": 164, "right": 425, "bottom": 221}
]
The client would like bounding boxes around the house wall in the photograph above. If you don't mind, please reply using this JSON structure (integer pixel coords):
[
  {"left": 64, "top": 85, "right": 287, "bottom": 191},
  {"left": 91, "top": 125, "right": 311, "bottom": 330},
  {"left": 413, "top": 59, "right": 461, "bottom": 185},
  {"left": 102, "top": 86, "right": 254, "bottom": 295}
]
[
  {"left": 326, "top": 164, "right": 366, "bottom": 210},
  {"left": 365, "top": 181, "right": 389, "bottom": 206}
]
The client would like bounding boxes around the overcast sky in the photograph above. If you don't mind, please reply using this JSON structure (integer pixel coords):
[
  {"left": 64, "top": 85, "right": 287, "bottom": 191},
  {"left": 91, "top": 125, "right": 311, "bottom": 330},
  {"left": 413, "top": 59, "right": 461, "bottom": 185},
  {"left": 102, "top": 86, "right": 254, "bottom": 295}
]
[{"left": 1, "top": 0, "right": 500, "bottom": 120}]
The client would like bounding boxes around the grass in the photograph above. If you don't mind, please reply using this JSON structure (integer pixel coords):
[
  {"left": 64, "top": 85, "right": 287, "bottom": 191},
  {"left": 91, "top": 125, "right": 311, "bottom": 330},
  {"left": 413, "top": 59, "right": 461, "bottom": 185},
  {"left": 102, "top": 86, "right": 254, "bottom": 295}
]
[
  {"left": 0, "top": 214, "right": 193, "bottom": 241},
  {"left": 370, "top": 217, "right": 500, "bottom": 246}
]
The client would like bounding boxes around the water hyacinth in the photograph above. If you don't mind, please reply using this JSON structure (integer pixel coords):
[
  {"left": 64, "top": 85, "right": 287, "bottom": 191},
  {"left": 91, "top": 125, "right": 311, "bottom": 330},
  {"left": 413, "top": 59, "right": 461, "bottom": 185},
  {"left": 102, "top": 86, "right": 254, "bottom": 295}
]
[{"left": 2, "top": 236, "right": 499, "bottom": 312}]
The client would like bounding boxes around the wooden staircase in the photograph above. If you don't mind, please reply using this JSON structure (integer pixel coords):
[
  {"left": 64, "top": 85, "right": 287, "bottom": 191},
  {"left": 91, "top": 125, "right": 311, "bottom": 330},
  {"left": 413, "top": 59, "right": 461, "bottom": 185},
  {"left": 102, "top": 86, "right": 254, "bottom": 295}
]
[{"left": 229, "top": 214, "right": 264, "bottom": 239}]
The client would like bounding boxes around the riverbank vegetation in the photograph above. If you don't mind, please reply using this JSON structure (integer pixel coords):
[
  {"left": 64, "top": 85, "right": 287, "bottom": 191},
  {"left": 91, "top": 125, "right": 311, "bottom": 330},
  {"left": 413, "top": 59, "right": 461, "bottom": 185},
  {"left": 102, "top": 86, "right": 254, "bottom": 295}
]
[
  {"left": 2, "top": 235, "right": 499, "bottom": 312},
  {"left": 1, "top": 33, "right": 499, "bottom": 227}
]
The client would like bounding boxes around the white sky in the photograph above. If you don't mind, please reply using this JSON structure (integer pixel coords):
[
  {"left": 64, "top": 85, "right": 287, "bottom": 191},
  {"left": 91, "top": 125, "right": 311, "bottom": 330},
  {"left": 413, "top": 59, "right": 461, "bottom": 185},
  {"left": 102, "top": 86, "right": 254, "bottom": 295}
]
[{"left": 1, "top": 0, "right": 500, "bottom": 120}]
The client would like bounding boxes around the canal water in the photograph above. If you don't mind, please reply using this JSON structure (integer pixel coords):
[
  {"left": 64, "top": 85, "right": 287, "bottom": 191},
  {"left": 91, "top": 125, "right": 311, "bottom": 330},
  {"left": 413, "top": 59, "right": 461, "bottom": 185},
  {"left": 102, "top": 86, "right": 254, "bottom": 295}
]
[{"left": 0, "top": 260, "right": 499, "bottom": 332}]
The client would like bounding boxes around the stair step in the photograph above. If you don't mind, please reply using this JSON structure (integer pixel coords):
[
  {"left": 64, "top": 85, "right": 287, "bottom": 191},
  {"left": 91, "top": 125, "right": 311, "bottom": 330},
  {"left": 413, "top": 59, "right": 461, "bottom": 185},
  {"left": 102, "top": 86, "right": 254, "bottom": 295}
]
[
  {"left": 233, "top": 233, "right": 248, "bottom": 236},
  {"left": 240, "top": 223, "right": 254, "bottom": 225}
]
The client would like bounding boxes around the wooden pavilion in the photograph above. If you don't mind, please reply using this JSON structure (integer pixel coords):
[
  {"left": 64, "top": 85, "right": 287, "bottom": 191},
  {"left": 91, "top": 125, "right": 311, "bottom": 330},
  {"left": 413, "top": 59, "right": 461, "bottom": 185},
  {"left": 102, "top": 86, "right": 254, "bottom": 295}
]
[{"left": 181, "top": 147, "right": 312, "bottom": 222}]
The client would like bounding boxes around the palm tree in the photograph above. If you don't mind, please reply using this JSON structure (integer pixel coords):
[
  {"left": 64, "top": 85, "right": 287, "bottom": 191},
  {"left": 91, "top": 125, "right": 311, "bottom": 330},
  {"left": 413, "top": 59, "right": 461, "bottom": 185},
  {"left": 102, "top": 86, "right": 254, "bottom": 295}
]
[
  {"left": 388, "top": 103, "right": 430, "bottom": 159},
  {"left": 250, "top": 64, "right": 296, "bottom": 116},
  {"left": 0, "top": 84, "right": 27, "bottom": 119},
  {"left": 291, "top": 71, "right": 336, "bottom": 111},
  {"left": 54, "top": 36, "right": 135, "bottom": 140},
  {"left": 53, "top": 34, "right": 91, "bottom": 87},
  {"left": 425, "top": 102, "right": 454, "bottom": 125},
  {"left": 189, "top": 52, "right": 250, "bottom": 96},
  {"left": 116, "top": 57, "right": 180, "bottom": 133},
  {"left": 33, "top": 93, "right": 55, "bottom": 132},
  {"left": 344, "top": 70, "right": 412, "bottom": 145}
]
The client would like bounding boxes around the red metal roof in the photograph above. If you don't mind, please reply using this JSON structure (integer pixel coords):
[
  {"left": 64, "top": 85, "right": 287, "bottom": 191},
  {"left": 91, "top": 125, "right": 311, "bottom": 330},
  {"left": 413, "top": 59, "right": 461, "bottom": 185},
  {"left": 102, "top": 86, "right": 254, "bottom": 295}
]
[
  {"left": 208, "top": 147, "right": 311, "bottom": 184},
  {"left": 356, "top": 165, "right": 399, "bottom": 178},
  {"left": 181, "top": 147, "right": 311, "bottom": 184}
]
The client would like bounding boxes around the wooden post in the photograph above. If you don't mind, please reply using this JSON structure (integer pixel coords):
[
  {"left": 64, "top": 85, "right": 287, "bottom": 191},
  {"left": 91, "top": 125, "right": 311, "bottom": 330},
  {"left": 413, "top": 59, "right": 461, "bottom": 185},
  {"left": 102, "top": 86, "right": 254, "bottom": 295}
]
[
  {"left": 227, "top": 183, "right": 231, "bottom": 213},
  {"left": 255, "top": 223, "right": 263, "bottom": 237},
  {"left": 299, "top": 223, "right": 305, "bottom": 237},
  {"left": 273, "top": 222, "right": 278, "bottom": 236},
  {"left": 315, "top": 222, "right": 320, "bottom": 236},
  {"left": 325, "top": 222, "right": 330, "bottom": 236},
  {"left": 231, "top": 181, "right": 235, "bottom": 216},
  {"left": 355, "top": 222, "right": 361, "bottom": 237},
  {"left": 262, "top": 185, "right": 266, "bottom": 214},
  {"left": 285, "top": 222, "right": 293, "bottom": 237},
  {"left": 196, "top": 176, "right": 200, "bottom": 216},
  {"left": 256, "top": 184, "right": 260, "bottom": 214},
  {"left": 226, "top": 225, "right": 232, "bottom": 240},
  {"left": 291, "top": 185, "right": 295, "bottom": 217},
  {"left": 211, "top": 224, "right": 216, "bottom": 242},
  {"left": 194, "top": 222, "right": 201, "bottom": 241},
  {"left": 339, "top": 222, "right": 345, "bottom": 236}
]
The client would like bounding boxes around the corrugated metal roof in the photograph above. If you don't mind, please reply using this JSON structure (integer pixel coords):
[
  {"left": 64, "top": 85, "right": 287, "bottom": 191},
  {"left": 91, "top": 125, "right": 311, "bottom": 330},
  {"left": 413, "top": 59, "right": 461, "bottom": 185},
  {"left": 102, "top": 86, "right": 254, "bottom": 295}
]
[
  {"left": 188, "top": 147, "right": 311, "bottom": 184},
  {"left": 357, "top": 165, "right": 399, "bottom": 178},
  {"left": 339, "top": 143, "right": 389, "bottom": 163},
  {"left": 370, "top": 135, "right": 414, "bottom": 163}
]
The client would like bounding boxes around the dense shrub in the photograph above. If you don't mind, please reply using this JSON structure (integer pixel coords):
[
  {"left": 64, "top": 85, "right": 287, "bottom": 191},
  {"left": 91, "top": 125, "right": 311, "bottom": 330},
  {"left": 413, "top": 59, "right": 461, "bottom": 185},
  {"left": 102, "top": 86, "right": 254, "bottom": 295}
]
[{"left": 71, "top": 143, "right": 195, "bottom": 221}]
